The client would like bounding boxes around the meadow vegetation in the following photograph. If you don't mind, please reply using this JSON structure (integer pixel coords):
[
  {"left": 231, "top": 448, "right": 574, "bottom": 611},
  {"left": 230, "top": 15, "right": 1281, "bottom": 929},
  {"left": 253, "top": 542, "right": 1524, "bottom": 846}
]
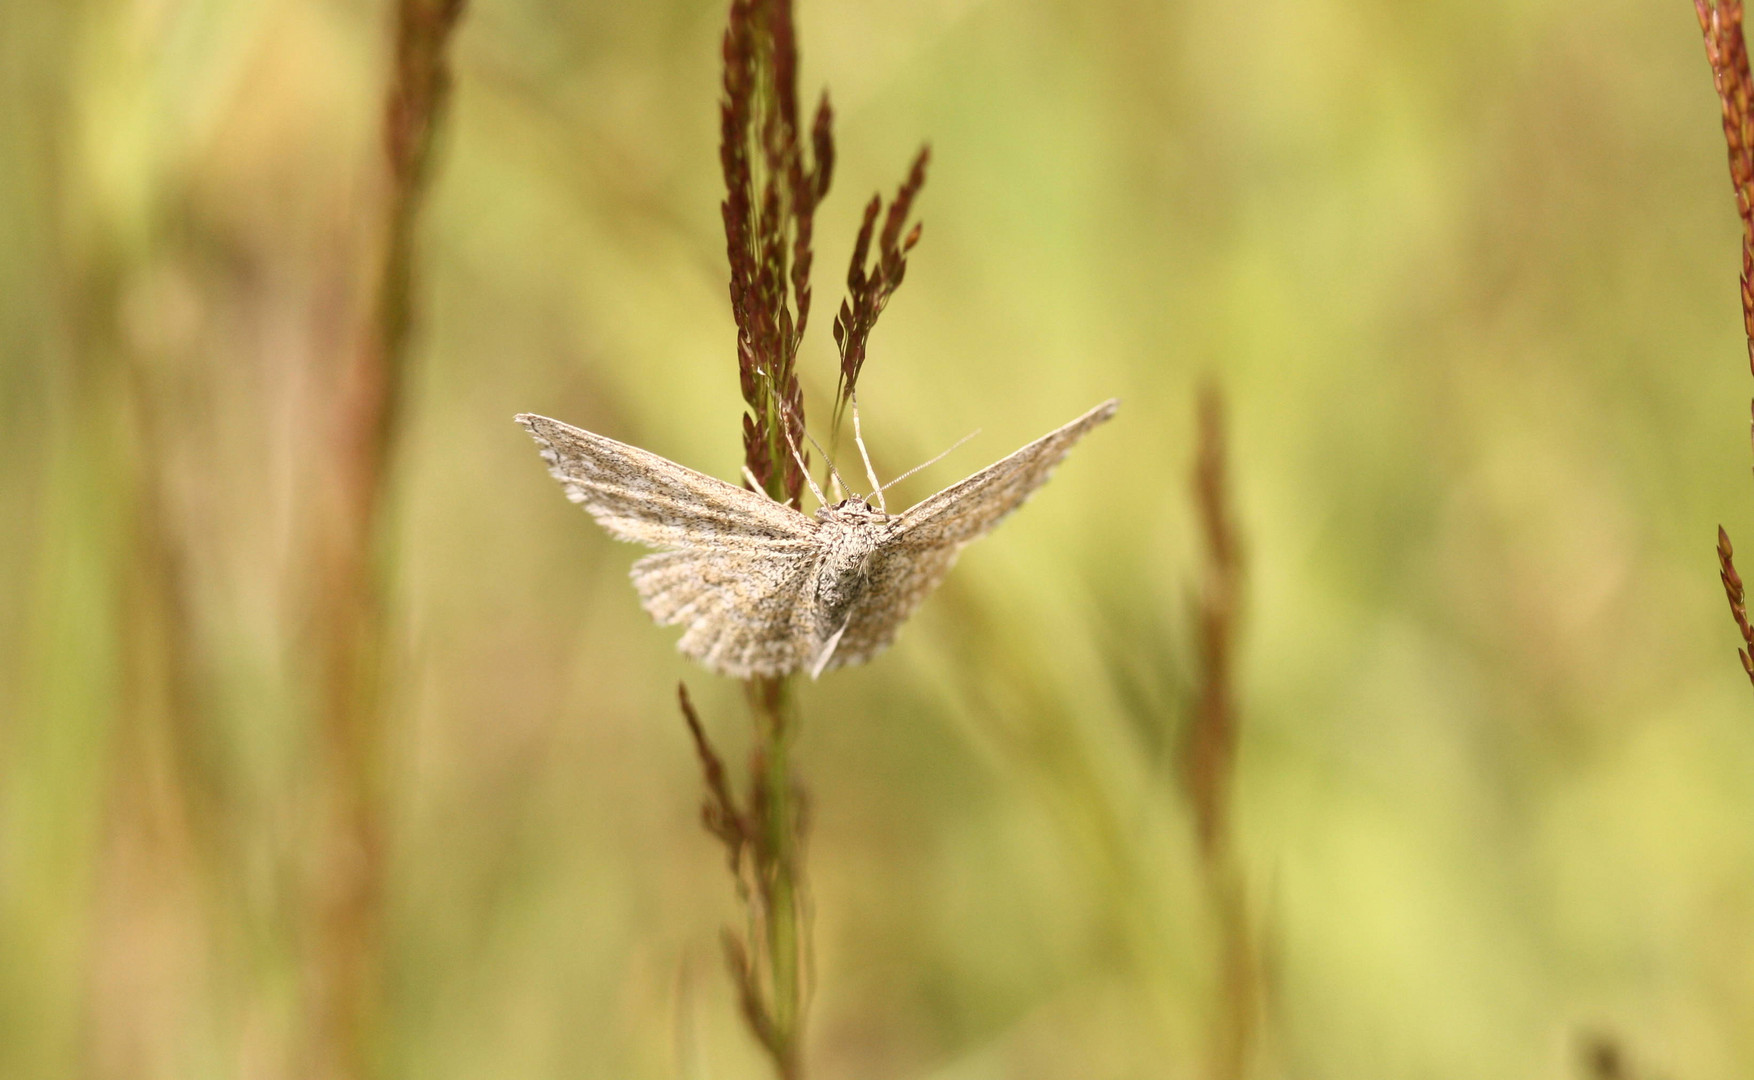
[{"left": 4, "top": 1, "right": 1754, "bottom": 1078}]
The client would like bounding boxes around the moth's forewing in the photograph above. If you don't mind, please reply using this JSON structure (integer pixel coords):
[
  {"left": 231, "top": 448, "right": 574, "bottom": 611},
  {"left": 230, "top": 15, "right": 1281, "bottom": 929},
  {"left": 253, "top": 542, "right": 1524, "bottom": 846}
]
[
  {"left": 894, "top": 398, "right": 1119, "bottom": 549},
  {"left": 516, "top": 413, "right": 814, "bottom": 549}
]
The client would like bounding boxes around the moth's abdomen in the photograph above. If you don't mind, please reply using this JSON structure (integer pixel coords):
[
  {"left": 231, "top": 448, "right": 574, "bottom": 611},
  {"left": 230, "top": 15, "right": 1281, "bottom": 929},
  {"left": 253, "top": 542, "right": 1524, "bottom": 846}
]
[{"left": 812, "top": 526, "right": 884, "bottom": 636}]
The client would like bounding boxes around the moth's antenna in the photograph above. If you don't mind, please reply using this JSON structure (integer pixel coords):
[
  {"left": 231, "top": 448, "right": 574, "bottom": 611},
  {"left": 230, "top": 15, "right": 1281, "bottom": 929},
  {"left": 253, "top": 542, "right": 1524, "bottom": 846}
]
[
  {"left": 876, "top": 428, "right": 981, "bottom": 497},
  {"left": 851, "top": 390, "right": 885, "bottom": 511},
  {"left": 773, "top": 389, "right": 852, "bottom": 505},
  {"left": 802, "top": 426, "right": 851, "bottom": 502},
  {"left": 776, "top": 418, "right": 830, "bottom": 507}
]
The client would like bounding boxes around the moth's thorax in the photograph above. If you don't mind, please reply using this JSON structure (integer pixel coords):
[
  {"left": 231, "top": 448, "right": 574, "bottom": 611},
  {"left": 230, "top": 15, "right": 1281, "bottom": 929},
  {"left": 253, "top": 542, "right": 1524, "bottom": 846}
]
[{"left": 812, "top": 498, "right": 895, "bottom": 631}]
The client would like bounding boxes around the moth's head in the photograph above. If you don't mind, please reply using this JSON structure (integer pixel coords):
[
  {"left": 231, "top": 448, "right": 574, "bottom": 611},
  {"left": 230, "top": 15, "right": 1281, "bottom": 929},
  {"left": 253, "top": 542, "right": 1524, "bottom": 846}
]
[{"left": 820, "top": 495, "right": 883, "bottom": 522}]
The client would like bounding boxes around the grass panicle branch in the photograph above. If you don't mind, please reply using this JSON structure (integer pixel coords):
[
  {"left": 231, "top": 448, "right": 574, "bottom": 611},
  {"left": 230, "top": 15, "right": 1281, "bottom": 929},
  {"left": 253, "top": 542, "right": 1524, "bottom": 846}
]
[
  {"left": 1695, "top": 1, "right": 1754, "bottom": 688},
  {"left": 1184, "top": 386, "right": 1259, "bottom": 1080},
  {"left": 831, "top": 146, "right": 929, "bottom": 434},
  {"left": 309, "top": 1, "right": 464, "bottom": 1077},
  {"left": 722, "top": 0, "right": 834, "bottom": 510},
  {"left": 1719, "top": 527, "right": 1754, "bottom": 684},
  {"left": 680, "top": 682, "right": 748, "bottom": 869}
]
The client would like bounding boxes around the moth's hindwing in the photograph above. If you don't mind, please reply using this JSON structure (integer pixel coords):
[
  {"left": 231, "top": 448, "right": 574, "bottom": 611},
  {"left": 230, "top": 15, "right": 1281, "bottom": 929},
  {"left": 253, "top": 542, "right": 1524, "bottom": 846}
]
[{"left": 631, "top": 547, "right": 821, "bottom": 679}]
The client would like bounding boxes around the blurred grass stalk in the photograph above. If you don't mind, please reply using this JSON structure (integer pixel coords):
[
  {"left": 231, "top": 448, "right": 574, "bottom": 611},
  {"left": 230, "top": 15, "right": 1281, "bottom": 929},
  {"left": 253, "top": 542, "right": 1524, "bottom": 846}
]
[
  {"left": 1696, "top": 0, "right": 1754, "bottom": 687},
  {"left": 1184, "top": 386, "right": 1261, "bottom": 1080},
  {"left": 308, "top": 1, "right": 464, "bottom": 1076}
]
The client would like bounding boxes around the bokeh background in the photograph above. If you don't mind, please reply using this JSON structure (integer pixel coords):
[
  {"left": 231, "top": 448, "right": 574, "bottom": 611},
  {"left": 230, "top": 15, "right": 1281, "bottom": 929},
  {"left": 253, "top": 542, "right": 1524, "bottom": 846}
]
[{"left": 7, "top": 0, "right": 1754, "bottom": 1077}]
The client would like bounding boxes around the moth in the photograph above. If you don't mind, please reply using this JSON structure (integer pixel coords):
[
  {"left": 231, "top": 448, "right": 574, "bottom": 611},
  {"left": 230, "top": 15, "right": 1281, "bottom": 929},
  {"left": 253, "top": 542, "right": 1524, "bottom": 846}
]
[{"left": 516, "top": 398, "right": 1117, "bottom": 679}]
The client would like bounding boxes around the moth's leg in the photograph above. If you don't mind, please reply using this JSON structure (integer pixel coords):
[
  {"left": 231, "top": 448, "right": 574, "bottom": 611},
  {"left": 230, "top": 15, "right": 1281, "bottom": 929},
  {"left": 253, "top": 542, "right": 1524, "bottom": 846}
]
[
  {"left": 809, "top": 617, "right": 851, "bottom": 679},
  {"left": 852, "top": 390, "right": 885, "bottom": 512}
]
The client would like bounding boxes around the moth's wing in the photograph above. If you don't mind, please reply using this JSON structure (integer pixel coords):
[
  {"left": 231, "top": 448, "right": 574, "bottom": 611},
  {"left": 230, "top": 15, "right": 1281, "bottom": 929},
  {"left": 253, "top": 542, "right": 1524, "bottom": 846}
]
[
  {"left": 820, "top": 398, "right": 1119, "bottom": 673},
  {"left": 632, "top": 547, "right": 821, "bottom": 679},
  {"left": 519, "top": 413, "right": 823, "bottom": 677},
  {"left": 516, "top": 413, "right": 815, "bottom": 550},
  {"left": 888, "top": 398, "right": 1117, "bottom": 550}
]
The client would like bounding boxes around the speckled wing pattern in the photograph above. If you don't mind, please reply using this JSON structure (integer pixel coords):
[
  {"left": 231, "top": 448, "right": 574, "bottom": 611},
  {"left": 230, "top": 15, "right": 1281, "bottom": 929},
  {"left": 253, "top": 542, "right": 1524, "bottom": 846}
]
[
  {"left": 822, "top": 398, "right": 1120, "bottom": 671},
  {"left": 515, "top": 413, "right": 823, "bottom": 678}
]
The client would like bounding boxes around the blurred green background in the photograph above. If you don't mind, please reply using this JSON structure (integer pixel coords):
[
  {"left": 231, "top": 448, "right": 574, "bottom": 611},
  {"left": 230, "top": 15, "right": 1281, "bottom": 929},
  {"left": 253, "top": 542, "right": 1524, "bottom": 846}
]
[{"left": 6, "top": 0, "right": 1754, "bottom": 1077}]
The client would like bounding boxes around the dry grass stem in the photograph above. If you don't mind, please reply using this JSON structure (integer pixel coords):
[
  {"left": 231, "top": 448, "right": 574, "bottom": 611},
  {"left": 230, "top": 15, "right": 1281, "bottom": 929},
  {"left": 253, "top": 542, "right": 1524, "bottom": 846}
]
[{"left": 307, "top": 1, "right": 465, "bottom": 1076}]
